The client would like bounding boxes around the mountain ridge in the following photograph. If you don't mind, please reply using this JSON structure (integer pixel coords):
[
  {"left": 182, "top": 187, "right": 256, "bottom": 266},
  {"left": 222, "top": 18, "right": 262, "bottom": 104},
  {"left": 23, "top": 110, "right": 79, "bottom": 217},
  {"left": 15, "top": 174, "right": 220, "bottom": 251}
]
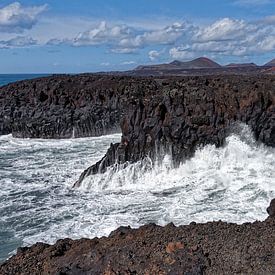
[
  {"left": 135, "top": 57, "right": 222, "bottom": 71},
  {"left": 265, "top": 58, "right": 275, "bottom": 66},
  {"left": 130, "top": 57, "right": 275, "bottom": 76}
]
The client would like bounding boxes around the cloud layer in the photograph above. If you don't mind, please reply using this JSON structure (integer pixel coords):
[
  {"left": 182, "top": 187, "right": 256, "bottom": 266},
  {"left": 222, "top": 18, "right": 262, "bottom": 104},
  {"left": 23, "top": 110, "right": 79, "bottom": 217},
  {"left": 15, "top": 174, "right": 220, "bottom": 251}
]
[
  {"left": 0, "top": 2, "right": 274, "bottom": 63},
  {"left": 68, "top": 17, "right": 274, "bottom": 61}
]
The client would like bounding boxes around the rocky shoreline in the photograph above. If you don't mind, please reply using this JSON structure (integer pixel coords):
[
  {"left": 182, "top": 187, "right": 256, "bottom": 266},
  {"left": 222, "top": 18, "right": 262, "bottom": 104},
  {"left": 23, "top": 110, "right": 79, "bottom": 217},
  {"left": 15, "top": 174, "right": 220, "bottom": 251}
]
[
  {"left": 0, "top": 200, "right": 275, "bottom": 274},
  {"left": 74, "top": 74, "right": 275, "bottom": 186},
  {"left": 1, "top": 74, "right": 273, "bottom": 181},
  {"left": 0, "top": 74, "right": 274, "bottom": 274}
]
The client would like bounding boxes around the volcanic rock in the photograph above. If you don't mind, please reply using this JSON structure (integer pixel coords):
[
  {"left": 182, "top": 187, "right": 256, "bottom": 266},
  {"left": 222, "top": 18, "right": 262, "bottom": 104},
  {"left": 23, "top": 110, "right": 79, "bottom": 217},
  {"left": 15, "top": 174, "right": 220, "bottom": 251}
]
[
  {"left": 1, "top": 200, "right": 275, "bottom": 274},
  {"left": 0, "top": 75, "right": 127, "bottom": 138},
  {"left": 265, "top": 58, "right": 275, "bottom": 67},
  {"left": 75, "top": 75, "right": 275, "bottom": 186}
]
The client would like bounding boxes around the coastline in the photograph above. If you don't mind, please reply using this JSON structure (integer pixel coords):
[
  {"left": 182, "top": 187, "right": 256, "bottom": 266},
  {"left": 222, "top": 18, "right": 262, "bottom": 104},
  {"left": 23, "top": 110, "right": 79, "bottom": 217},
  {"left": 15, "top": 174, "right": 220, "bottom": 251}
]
[
  {"left": 1, "top": 199, "right": 274, "bottom": 274},
  {"left": 0, "top": 74, "right": 274, "bottom": 273}
]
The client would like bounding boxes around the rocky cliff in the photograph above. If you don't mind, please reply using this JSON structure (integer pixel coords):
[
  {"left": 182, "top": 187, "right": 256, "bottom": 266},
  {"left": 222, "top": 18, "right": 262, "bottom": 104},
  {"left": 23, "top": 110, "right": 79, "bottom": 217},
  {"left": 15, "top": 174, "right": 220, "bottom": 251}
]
[
  {"left": 0, "top": 75, "right": 128, "bottom": 138},
  {"left": 75, "top": 75, "right": 275, "bottom": 186},
  {"left": 0, "top": 74, "right": 274, "bottom": 184}
]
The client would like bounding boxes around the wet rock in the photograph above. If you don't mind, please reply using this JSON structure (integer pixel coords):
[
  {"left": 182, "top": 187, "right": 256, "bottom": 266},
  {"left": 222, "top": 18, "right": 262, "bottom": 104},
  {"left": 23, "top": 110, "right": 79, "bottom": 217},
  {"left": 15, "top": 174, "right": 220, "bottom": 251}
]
[
  {"left": 267, "top": 198, "right": 275, "bottom": 217},
  {"left": 75, "top": 75, "right": 275, "bottom": 185}
]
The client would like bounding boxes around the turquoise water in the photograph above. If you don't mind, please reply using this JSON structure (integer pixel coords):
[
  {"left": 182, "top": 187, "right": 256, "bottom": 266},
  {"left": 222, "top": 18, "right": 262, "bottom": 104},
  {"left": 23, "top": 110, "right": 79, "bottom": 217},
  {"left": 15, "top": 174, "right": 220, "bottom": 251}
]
[{"left": 0, "top": 74, "right": 50, "bottom": 87}]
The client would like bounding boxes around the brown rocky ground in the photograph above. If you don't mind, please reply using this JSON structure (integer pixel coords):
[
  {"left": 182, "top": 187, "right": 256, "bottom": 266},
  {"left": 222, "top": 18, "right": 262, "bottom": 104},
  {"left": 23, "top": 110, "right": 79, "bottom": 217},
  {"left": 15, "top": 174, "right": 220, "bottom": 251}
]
[{"left": 0, "top": 200, "right": 275, "bottom": 275}]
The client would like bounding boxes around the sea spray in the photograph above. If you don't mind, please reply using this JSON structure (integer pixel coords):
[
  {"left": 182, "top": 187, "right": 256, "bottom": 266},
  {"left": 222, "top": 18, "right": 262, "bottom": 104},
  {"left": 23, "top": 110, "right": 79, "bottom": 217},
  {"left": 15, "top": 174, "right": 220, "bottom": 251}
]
[{"left": 0, "top": 126, "right": 274, "bottom": 262}]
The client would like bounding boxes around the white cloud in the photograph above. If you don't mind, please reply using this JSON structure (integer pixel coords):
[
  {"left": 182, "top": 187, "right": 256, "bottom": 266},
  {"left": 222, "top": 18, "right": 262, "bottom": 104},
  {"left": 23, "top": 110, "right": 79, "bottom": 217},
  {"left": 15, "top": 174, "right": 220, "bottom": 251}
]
[
  {"left": 121, "top": 61, "right": 136, "bottom": 65},
  {"left": 169, "top": 46, "right": 195, "bottom": 60},
  {"left": 73, "top": 21, "right": 132, "bottom": 46},
  {"left": 0, "top": 36, "right": 37, "bottom": 48},
  {"left": 49, "top": 21, "right": 190, "bottom": 54},
  {"left": 0, "top": 2, "right": 47, "bottom": 33},
  {"left": 100, "top": 62, "right": 111, "bottom": 66},
  {"left": 0, "top": 9, "right": 273, "bottom": 62},
  {"left": 148, "top": 50, "right": 161, "bottom": 61},
  {"left": 118, "top": 22, "right": 188, "bottom": 50},
  {"left": 257, "top": 35, "right": 275, "bottom": 51},
  {"left": 194, "top": 18, "right": 251, "bottom": 42},
  {"left": 110, "top": 48, "right": 137, "bottom": 54}
]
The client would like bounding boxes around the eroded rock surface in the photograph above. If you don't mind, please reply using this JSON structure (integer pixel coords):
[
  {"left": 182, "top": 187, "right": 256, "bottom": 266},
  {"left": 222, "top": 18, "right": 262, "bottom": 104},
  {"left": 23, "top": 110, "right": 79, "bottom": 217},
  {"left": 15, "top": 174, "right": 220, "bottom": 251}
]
[
  {"left": 1, "top": 74, "right": 274, "bottom": 184},
  {"left": 0, "top": 75, "right": 129, "bottom": 138},
  {"left": 75, "top": 75, "right": 275, "bottom": 186},
  {"left": 1, "top": 203, "right": 275, "bottom": 275}
]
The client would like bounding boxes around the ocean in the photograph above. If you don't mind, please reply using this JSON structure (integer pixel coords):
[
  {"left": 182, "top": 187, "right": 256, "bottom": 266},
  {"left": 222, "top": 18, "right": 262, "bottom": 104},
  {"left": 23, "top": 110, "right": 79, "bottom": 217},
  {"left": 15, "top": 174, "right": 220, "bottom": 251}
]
[
  {"left": 0, "top": 74, "right": 50, "bottom": 87},
  {"left": 0, "top": 75, "right": 274, "bottom": 262}
]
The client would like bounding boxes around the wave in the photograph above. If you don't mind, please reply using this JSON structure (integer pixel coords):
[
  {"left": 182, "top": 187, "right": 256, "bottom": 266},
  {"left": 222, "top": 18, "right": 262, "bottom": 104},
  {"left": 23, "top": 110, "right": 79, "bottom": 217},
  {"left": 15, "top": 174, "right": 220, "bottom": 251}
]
[
  {"left": 79, "top": 124, "right": 275, "bottom": 223},
  {"left": 0, "top": 125, "right": 274, "bottom": 261}
]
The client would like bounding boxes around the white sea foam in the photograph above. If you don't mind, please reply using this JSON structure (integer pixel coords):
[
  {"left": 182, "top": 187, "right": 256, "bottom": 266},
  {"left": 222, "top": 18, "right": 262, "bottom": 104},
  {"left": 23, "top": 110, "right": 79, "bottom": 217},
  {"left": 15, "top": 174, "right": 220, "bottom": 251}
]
[{"left": 0, "top": 125, "right": 274, "bottom": 262}]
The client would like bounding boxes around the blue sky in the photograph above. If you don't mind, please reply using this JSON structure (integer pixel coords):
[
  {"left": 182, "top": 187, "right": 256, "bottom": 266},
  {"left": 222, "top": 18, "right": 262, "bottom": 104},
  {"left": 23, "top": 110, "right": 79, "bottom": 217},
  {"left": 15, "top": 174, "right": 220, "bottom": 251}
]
[{"left": 0, "top": 0, "right": 274, "bottom": 73}]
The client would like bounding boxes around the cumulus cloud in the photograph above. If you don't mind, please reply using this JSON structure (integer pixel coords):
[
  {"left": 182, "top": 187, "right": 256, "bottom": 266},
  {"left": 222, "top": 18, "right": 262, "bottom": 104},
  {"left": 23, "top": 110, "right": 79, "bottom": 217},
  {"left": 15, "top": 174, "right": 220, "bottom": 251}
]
[
  {"left": 194, "top": 18, "right": 252, "bottom": 42},
  {"left": 5, "top": 10, "right": 272, "bottom": 61},
  {"left": 49, "top": 21, "right": 191, "bottom": 54},
  {"left": 73, "top": 21, "right": 132, "bottom": 46},
  {"left": 148, "top": 50, "right": 161, "bottom": 61},
  {"left": 0, "top": 2, "right": 47, "bottom": 33},
  {"left": 66, "top": 18, "right": 274, "bottom": 60},
  {"left": 167, "top": 16, "right": 275, "bottom": 60},
  {"left": 118, "top": 22, "right": 188, "bottom": 50},
  {"left": 0, "top": 36, "right": 37, "bottom": 48}
]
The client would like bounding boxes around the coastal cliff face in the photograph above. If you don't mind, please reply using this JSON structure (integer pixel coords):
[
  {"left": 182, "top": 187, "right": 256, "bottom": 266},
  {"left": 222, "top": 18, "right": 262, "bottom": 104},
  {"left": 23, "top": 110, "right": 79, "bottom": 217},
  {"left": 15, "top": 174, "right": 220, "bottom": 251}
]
[
  {"left": 0, "top": 75, "right": 128, "bottom": 138},
  {"left": 0, "top": 74, "right": 274, "bottom": 183},
  {"left": 1, "top": 201, "right": 275, "bottom": 275},
  {"left": 75, "top": 75, "right": 275, "bottom": 186}
]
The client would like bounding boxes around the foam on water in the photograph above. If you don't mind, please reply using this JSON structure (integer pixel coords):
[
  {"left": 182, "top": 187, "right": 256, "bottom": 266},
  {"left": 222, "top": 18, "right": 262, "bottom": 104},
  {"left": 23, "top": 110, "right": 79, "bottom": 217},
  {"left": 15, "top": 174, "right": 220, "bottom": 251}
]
[{"left": 0, "top": 125, "right": 274, "bottom": 262}]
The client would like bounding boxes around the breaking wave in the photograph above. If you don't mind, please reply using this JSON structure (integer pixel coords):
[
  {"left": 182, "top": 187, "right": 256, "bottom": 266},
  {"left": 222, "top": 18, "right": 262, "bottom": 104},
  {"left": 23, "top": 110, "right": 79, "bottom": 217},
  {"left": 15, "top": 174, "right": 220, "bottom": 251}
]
[{"left": 0, "top": 125, "right": 274, "bottom": 262}]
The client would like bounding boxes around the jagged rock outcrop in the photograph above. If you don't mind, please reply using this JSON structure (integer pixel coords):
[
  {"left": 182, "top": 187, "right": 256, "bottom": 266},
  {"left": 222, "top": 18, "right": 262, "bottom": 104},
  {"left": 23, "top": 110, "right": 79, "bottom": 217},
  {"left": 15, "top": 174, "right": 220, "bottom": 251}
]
[
  {"left": 75, "top": 75, "right": 275, "bottom": 186},
  {"left": 1, "top": 200, "right": 275, "bottom": 274},
  {"left": 0, "top": 75, "right": 129, "bottom": 138},
  {"left": 1, "top": 74, "right": 274, "bottom": 185}
]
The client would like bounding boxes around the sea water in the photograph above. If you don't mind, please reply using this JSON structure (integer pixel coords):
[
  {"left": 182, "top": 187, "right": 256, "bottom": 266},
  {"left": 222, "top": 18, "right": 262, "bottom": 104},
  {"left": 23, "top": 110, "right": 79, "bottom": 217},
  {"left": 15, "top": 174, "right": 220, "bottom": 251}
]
[
  {"left": 0, "top": 125, "right": 274, "bottom": 262},
  {"left": 0, "top": 74, "right": 50, "bottom": 87}
]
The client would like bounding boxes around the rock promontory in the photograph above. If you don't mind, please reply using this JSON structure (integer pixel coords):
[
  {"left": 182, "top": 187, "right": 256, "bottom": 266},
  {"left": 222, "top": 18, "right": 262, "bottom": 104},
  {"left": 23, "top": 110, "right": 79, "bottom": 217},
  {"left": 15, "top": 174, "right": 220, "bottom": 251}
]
[{"left": 75, "top": 75, "right": 275, "bottom": 186}]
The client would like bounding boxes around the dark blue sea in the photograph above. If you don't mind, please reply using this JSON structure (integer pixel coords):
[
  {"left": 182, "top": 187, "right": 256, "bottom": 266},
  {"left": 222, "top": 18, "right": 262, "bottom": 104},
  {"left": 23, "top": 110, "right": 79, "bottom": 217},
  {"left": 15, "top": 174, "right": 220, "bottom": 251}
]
[{"left": 0, "top": 74, "right": 50, "bottom": 87}]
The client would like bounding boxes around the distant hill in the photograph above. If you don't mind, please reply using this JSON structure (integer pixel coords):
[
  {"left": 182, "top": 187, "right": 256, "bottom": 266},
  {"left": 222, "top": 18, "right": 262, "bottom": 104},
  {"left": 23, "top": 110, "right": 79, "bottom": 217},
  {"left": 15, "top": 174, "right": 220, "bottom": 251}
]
[
  {"left": 265, "top": 59, "right": 275, "bottom": 66},
  {"left": 116, "top": 57, "right": 273, "bottom": 76},
  {"left": 226, "top": 63, "right": 257, "bottom": 68},
  {"left": 135, "top": 57, "right": 221, "bottom": 71},
  {"left": 169, "top": 57, "right": 222, "bottom": 69}
]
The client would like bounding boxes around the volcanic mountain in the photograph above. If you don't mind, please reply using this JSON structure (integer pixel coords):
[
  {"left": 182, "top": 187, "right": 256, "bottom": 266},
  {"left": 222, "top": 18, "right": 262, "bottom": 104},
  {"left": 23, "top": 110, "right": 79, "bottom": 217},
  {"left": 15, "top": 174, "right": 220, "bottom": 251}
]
[
  {"left": 265, "top": 58, "right": 275, "bottom": 66},
  {"left": 135, "top": 57, "right": 221, "bottom": 71},
  {"left": 226, "top": 63, "right": 257, "bottom": 67}
]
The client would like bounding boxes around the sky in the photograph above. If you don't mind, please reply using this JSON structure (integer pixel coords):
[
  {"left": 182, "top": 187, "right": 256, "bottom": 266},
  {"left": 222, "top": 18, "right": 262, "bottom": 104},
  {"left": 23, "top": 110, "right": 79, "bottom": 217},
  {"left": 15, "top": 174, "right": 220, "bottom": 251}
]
[{"left": 0, "top": 0, "right": 274, "bottom": 73}]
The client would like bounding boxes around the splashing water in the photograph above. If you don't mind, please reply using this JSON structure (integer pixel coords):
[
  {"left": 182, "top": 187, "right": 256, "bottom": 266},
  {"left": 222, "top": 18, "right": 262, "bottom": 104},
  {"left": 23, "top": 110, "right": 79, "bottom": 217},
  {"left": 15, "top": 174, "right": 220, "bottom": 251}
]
[{"left": 0, "top": 125, "right": 274, "bottom": 262}]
